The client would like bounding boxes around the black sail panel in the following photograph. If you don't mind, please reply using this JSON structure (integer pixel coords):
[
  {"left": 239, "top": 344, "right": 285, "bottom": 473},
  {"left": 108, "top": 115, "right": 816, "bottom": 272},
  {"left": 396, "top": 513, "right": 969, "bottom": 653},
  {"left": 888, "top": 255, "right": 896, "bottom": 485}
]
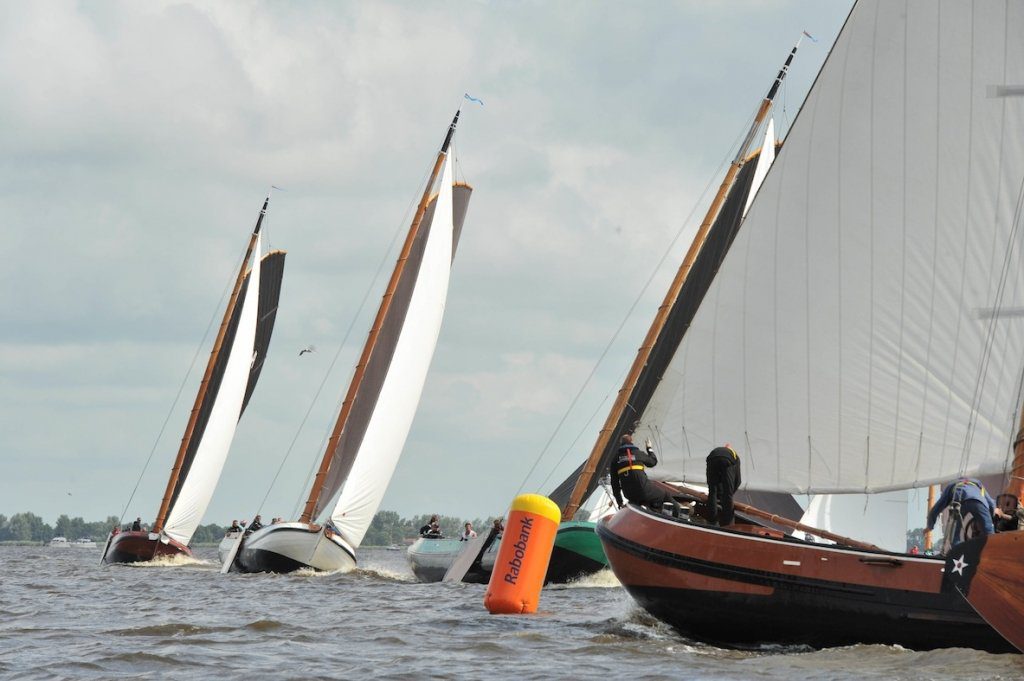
[
  {"left": 242, "top": 250, "right": 286, "bottom": 414},
  {"left": 311, "top": 186, "right": 472, "bottom": 519}
]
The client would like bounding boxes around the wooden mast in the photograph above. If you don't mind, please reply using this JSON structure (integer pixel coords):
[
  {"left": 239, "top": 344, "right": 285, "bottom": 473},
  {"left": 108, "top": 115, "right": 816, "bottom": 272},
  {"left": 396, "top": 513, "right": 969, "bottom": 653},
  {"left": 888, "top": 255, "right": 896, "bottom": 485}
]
[
  {"left": 1005, "top": 411, "right": 1024, "bottom": 502},
  {"left": 153, "top": 197, "right": 269, "bottom": 533},
  {"left": 561, "top": 40, "right": 803, "bottom": 520},
  {"left": 298, "top": 111, "right": 460, "bottom": 524},
  {"left": 924, "top": 484, "right": 937, "bottom": 551}
]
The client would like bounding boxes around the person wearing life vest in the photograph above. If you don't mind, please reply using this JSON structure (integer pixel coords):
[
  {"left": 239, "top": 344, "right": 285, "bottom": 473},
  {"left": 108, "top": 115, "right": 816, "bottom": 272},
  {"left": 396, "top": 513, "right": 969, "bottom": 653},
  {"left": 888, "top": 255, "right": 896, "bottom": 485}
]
[
  {"left": 609, "top": 434, "right": 680, "bottom": 517},
  {"left": 927, "top": 478, "right": 1005, "bottom": 544},
  {"left": 706, "top": 445, "right": 742, "bottom": 526}
]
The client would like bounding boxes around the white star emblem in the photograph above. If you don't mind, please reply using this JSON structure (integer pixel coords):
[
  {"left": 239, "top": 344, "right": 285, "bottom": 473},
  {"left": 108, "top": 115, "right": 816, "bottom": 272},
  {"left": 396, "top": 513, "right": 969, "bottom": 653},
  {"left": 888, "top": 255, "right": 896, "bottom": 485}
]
[{"left": 951, "top": 556, "right": 969, "bottom": 576}]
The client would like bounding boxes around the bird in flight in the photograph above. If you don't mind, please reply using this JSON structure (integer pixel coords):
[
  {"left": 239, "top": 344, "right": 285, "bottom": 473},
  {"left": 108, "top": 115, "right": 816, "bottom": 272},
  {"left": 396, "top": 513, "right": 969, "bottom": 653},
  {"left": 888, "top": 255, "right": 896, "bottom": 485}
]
[{"left": 299, "top": 345, "right": 317, "bottom": 356}]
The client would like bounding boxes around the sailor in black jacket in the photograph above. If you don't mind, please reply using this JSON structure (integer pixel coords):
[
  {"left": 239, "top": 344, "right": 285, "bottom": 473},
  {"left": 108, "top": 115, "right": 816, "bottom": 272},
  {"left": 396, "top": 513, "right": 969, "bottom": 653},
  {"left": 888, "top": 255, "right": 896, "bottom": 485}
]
[
  {"left": 706, "top": 445, "right": 741, "bottom": 526},
  {"left": 609, "top": 434, "right": 679, "bottom": 516}
]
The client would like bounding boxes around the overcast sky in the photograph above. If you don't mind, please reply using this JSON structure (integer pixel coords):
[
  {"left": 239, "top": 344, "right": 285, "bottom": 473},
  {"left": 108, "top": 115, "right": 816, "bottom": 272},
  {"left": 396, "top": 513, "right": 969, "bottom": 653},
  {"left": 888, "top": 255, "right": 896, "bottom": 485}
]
[{"left": 0, "top": 1, "right": 853, "bottom": 525}]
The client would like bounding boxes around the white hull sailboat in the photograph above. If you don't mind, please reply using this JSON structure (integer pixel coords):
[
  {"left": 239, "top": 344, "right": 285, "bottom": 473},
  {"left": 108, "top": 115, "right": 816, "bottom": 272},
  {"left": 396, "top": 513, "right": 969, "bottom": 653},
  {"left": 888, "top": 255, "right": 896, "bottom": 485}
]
[{"left": 225, "top": 110, "right": 473, "bottom": 574}]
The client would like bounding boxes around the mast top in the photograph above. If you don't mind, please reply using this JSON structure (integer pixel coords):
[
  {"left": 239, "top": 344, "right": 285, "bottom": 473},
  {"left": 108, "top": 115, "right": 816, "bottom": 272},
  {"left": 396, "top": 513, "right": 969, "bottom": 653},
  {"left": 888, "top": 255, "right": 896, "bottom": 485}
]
[
  {"left": 254, "top": 195, "right": 270, "bottom": 236},
  {"left": 441, "top": 110, "right": 460, "bottom": 154}
]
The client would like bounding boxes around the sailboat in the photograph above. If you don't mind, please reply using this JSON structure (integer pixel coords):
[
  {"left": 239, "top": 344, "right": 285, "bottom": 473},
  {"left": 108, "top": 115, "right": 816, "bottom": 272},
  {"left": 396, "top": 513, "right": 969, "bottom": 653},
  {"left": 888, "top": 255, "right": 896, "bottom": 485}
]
[
  {"left": 597, "top": 0, "right": 1024, "bottom": 653},
  {"left": 103, "top": 198, "right": 286, "bottom": 564},
  {"left": 225, "top": 111, "right": 472, "bottom": 574}
]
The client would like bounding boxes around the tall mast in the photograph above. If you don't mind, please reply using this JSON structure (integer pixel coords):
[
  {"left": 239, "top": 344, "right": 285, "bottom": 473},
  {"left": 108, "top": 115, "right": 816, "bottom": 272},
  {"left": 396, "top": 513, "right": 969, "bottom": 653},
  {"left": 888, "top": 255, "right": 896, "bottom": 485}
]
[
  {"left": 153, "top": 197, "right": 269, "bottom": 533},
  {"left": 562, "top": 40, "right": 802, "bottom": 520},
  {"left": 924, "top": 484, "right": 937, "bottom": 551},
  {"left": 298, "top": 111, "right": 460, "bottom": 524}
]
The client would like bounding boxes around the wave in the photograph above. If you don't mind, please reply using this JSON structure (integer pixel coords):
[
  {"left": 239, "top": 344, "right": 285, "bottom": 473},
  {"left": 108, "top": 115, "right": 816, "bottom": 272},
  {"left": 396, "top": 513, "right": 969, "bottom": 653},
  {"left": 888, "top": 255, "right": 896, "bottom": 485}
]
[
  {"left": 558, "top": 568, "right": 621, "bottom": 589},
  {"left": 122, "top": 554, "right": 213, "bottom": 568}
]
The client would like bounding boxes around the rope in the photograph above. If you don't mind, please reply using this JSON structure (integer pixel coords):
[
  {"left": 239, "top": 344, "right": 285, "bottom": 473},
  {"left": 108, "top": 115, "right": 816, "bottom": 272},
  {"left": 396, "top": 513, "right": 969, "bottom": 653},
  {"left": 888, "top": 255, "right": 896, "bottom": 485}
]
[
  {"left": 958, "top": 171, "right": 1024, "bottom": 474},
  {"left": 278, "top": 159, "right": 436, "bottom": 521},
  {"left": 514, "top": 103, "right": 762, "bottom": 497},
  {"left": 115, "top": 226, "right": 252, "bottom": 528}
]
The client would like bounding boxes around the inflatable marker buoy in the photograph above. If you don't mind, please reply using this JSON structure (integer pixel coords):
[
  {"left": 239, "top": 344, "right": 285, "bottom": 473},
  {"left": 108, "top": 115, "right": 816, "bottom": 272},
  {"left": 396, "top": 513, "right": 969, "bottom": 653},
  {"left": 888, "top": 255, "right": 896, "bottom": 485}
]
[{"left": 484, "top": 494, "right": 561, "bottom": 614}]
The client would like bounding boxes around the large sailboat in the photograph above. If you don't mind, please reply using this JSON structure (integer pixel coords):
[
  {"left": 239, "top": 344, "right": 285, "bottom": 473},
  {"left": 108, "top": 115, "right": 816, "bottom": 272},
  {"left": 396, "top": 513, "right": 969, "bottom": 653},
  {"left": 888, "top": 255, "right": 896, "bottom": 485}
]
[
  {"left": 103, "top": 198, "right": 286, "bottom": 564},
  {"left": 597, "top": 0, "right": 1024, "bottom": 653},
  {"left": 225, "top": 111, "right": 472, "bottom": 574}
]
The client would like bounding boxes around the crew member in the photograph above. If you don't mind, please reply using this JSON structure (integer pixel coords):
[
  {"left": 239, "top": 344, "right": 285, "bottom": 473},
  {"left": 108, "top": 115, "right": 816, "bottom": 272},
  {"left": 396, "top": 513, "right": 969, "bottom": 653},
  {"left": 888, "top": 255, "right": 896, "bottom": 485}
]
[
  {"left": 706, "top": 445, "right": 741, "bottom": 526},
  {"left": 225, "top": 520, "right": 241, "bottom": 536},
  {"left": 131, "top": 517, "right": 142, "bottom": 532},
  {"left": 248, "top": 515, "right": 264, "bottom": 532},
  {"left": 995, "top": 494, "right": 1023, "bottom": 533},
  {"left": 419, "top": 515, "right": 442, "bottom": 538},
  {"left": 610, "top": 434, "right": 680, "bottom": 517},
  {"left": 460, "top": 522, "right": 477, "bottom": 541},
  {"left": 927, "top": 478, "right": 1004, "bottom": 544}
]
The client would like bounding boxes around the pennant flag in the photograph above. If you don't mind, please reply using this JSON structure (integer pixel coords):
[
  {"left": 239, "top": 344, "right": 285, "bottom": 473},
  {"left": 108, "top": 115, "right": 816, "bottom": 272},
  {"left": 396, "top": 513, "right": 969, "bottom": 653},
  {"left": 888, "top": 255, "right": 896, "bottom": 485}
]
[
  {"left": 802, "top": 30, "right": 818, "bottom": 43},
  {"left": 464, "top": 93, "right": 484, "bottom": 106}
]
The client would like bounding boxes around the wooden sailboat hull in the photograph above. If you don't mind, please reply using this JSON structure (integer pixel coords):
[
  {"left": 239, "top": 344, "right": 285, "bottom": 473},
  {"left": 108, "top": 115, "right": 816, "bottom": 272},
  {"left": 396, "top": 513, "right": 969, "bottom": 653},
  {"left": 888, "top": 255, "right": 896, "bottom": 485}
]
[
  {"left": 946, "top": 531, "right": 1024, "bottom": 653},
  {"left": 102, "top": 531, "right": 192, "bottom": 564},
  {"left": 230, "top": 523, "right": 356, "bottom": 574},
  {"left": 406, "top": 521, "right": 608, "bottom": 584},
  {"left": 597, "top": 505, "right": 1016, "bottom": 653}
]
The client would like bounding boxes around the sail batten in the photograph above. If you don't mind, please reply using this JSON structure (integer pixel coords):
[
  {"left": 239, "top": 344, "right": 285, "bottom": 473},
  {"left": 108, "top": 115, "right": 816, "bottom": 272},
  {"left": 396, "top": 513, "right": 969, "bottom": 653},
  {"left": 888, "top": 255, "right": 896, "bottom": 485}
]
[{"left": 634, "top": 0, "right": 1024, "bottom": 495}]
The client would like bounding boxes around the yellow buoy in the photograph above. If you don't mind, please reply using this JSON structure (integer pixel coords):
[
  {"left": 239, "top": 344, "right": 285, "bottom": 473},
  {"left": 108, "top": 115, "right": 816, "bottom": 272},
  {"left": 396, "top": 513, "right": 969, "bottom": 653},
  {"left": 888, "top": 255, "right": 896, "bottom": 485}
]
[{"left": 484, "top": 494, "right": 561, "bottom": 614}]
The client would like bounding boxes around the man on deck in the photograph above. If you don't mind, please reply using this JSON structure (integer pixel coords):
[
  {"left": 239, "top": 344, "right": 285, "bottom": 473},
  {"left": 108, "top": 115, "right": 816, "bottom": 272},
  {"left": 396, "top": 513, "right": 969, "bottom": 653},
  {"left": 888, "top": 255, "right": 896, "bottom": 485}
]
[
  {"left": 610, "top": 434, "right": 680, "bottom": 517},
  {"left": 706, "top": 445, "right": 742, "bottom": 526},
  {"left": 927, "top": 477, "right": 1004, "bottom": 544}
]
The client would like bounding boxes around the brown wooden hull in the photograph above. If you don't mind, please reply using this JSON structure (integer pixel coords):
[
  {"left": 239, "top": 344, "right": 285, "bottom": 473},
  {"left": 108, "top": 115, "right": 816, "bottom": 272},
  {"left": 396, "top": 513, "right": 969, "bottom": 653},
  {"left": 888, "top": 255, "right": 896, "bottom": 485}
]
[
  {"left": 945, "top": 530, "right": 1024, "bottom": 652},
  {"left": 598, "top": 505, "right": 1016, "bottom": 652},
  {"left": 102, "top": 531, "right": 192, "bottom": 564}
]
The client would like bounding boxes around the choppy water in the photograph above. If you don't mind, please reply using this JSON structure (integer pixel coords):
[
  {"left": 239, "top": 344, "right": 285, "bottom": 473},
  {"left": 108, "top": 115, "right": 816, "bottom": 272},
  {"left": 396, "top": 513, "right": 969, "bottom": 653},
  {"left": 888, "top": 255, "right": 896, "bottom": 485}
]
[{"left": 2, "top": 546, "right": 1021, "bottom": 680}]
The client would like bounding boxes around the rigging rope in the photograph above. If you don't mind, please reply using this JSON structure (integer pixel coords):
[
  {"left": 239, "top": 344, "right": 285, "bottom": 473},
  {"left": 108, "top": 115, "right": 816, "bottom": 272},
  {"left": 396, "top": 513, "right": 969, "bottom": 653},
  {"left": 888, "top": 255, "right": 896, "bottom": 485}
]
[
  {"left": 958, "top": 171, "right": 1024, "bottom": 475},
  {"left": 115, "top": 227, "right": 252, "bottom": 528},
  {"left": 513, "top": 103, "right": 762, "bottom": 498},
  {"left": 278, "top": 161, "right": 436, "bottom": 521}
]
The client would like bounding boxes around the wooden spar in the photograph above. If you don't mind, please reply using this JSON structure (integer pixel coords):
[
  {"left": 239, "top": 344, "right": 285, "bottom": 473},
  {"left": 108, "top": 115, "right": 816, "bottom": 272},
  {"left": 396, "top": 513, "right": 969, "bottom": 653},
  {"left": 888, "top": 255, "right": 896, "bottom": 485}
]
[
  {"left": 153, "top": 197, "right": 269, "bottom": 533},
  {"left": 298, "top": 111, "right": 460, "bottom": 524},
  {"left": 924, "top": 484, "right": 937, "bottom": 551},
  {"left": 669, "top": 483, "right": 883, "bottom": 552},
  {"left": 561, "top": 41, "right": 802, "bottom": 520},
  {"left": 1005, "top": 419, "right": 1024, "bottom": 502}
]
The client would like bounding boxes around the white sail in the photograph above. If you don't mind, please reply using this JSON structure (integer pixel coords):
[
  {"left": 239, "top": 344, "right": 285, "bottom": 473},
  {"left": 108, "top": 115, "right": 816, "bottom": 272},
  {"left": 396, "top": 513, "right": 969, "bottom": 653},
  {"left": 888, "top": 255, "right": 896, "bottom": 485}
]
[
  {"left": 638, "top": 0, "right": 1024, "bottom": 495},
  {"left": 328, "top": 157, "right": 455, "bottom": 548},
  {"left": 793, "top": 491, "right": 909, "bottom": 553},
  {"left": 743, "top": 117, "right": 775, "bottom": 217},
  {"left": 164, "top": 235, "right": 262, "bottom": 545}
]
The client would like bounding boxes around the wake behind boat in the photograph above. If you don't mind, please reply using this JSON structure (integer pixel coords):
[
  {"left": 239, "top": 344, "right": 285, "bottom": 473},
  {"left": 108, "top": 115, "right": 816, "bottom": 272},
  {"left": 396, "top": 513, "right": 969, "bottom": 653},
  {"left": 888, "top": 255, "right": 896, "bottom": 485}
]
[
  {"left": 224, "top": 110, "right": 473, "bottom": 574},
  {"left": 103, "top": 198, "right": 286, "bottom": 565}
]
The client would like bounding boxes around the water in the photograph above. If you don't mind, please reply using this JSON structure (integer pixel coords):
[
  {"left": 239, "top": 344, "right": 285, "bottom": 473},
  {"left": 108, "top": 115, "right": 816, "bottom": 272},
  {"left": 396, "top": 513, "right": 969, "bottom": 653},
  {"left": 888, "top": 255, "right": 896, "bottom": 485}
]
[{"left": 2, "top": 546, "right": 1020, "bottom": 680}]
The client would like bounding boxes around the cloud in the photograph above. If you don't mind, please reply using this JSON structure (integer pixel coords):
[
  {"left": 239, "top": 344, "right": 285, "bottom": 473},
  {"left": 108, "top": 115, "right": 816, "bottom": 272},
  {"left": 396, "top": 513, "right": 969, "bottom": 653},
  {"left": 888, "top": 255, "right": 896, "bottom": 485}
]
[{"left": 0, "top": 0, "right": 853, "bottom": 522}]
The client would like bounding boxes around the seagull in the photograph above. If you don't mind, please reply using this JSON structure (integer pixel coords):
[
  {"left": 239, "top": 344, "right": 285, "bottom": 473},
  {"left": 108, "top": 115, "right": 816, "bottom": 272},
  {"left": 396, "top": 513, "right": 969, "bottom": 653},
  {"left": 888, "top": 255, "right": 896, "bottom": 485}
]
[{"left": 299, "top": 345, "right": 317, "bottom": 356}]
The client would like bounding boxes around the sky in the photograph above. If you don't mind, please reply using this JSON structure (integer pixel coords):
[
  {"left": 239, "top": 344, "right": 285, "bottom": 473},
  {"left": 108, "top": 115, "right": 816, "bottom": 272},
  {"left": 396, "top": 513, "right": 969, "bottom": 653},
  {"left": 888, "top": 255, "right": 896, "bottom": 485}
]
[{"left": 0, "top": 0, "right": 854, "bottom": 525}]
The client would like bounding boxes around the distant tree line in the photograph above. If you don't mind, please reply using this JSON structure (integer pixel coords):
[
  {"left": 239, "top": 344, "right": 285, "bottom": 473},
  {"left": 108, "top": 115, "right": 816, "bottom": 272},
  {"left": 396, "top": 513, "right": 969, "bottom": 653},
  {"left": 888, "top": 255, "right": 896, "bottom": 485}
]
[
  {"left": 0, "top": 510, "right": 494, "bottom": 546},
  {"left": 0, "top": 512, "right": 230, "bottom": 544}
]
